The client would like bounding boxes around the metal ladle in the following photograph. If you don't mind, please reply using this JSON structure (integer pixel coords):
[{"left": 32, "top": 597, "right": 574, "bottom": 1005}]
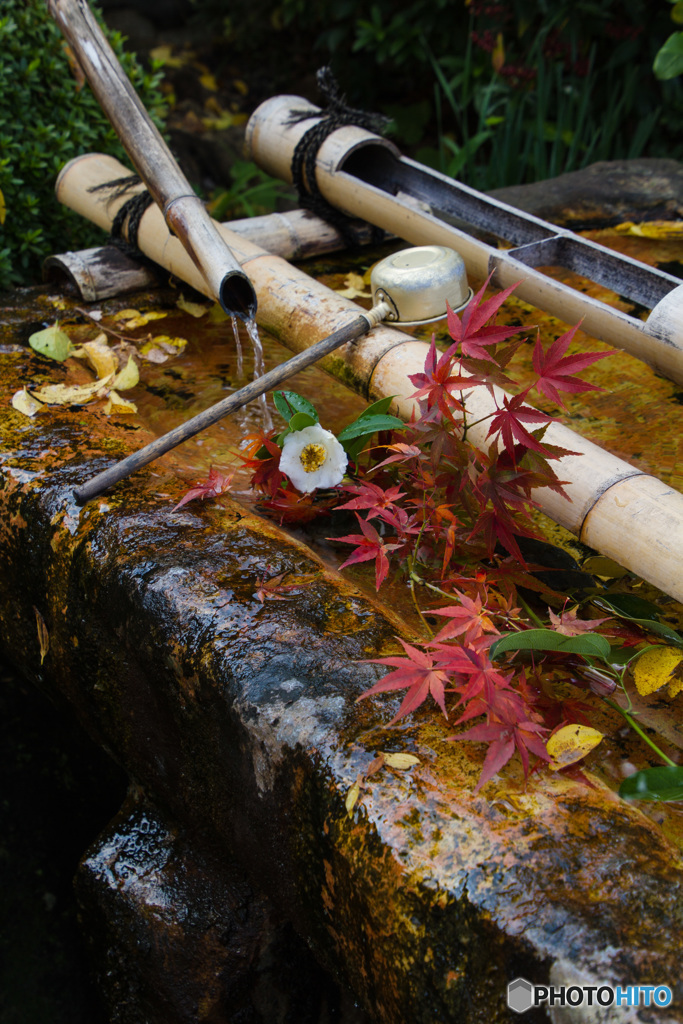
[{"left": 72, "top": 246, "right": 470, "bottom": 504}]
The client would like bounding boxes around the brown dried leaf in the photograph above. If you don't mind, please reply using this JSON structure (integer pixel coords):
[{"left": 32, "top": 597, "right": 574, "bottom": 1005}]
[{"left": 33, "top": 606, "right": 49, "bottom": 664}]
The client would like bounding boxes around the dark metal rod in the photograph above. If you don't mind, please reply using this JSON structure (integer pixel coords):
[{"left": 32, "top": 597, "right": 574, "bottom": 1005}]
[
  {"left": 73, "top": 315, "right": 373, "bottom": 505},
  {"left": 48, "top": 0, "right": 256, "bottom": 320}
]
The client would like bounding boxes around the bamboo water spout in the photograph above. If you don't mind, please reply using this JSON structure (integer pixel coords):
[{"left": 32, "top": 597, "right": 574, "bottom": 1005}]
[
  {"left": 57, "top": 152, "right": 683, "bottom": 603},
  {"left": 245, "top": 95, "right": 683, "bottom": 384},
  {"left": 48, "top": 0, "right": 256, "bottom": 320}
]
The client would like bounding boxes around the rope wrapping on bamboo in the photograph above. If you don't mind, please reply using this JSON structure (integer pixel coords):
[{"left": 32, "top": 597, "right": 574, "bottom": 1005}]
[
  {"left": 288, "top": 67, "right": 388, "bottom": 247},
  {"left": 88, "top": 174, "right": 160, "bottom": 273}
]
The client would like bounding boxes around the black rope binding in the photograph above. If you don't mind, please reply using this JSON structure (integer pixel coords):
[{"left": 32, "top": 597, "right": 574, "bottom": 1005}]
[
  {"left": 288, "top": 67, "right": 389, "bottom": 246},
  {"left": 88, "top": 175, "right": 160, "bottom": 273}
]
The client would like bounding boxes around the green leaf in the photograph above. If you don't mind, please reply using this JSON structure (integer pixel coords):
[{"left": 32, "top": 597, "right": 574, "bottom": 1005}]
[
  {"left": 28, "top": 324, "right": 73, "bottom": 362},
  {"left": 490, "top": 628, "right": 612, "bottom": 661},
  {"left": 594, "top": 595, "right": 683, "bottom": 646},
  {"left": 337, "top": 413, "right": 405, "bottom": 443},
  {"left": 354, "top": 395, "right": 396, "bottom": 419},
  {"left": 654, "top": 31, "right": 683, "bottom": 79},
  {"left": 619, "top": 765, "right": 683, "bottom": 802},
  {"left": 272, "top": 390, "right": 319, "bottom": 423},
  {"left": 287, "top": 411, "right": 317, "bottom": 432},
  {"left": 595, "top": 593, "right": 661, "bottom": 621}
]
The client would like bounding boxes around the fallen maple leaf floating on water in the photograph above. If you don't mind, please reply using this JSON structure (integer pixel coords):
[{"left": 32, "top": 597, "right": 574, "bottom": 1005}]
[{"left": 172, "top": 467, "right": 233, "bottom": 511}]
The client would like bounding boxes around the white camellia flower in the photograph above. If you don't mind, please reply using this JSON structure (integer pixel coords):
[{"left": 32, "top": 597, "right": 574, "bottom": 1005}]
[{"left": 279, "top": 423, "right": 348, "bottom": 493}]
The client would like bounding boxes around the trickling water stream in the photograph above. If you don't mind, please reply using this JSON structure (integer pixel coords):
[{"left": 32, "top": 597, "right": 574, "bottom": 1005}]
[
  {"left": 244, "top": 316, "right": 273, "bottom": 432},
  {"left": 230, "top": 315, "right": 244, "bottom": 381}
]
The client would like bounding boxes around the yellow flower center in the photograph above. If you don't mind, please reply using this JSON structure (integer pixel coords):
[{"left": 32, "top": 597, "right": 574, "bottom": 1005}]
[{"left": 299, "top": 442, "right": 328, "bottom": 473}]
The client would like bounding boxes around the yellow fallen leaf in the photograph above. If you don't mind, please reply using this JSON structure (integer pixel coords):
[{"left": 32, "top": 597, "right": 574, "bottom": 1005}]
[
  {"left": 233, "top": 78, "right": 248, "bottom": 96},
  {"left": 335, "top": 272, "right": 371, "bottom": 299},
  {"left": 34, "top": 606, "right": 49, "bottom": 664},
  {"left": 633, "top": 646, "right": 683, "bottom": 696},
  {"left": 199, "top": 70, "right": 218, "bottom": 91},
  {"left": 82, "top": 335, "right": 118, "bottom": 379},
  {"left": 615, "top": 220, "right": 683, "bottom": 239},
  {"left": 29, "top": 374, "right": 113, "bottom": 406},
  {"left": 669, "top": 675, "right": 683, "bottom": 699},
  {"left": 201, "top": 111, "right": 248, "bottom": 131},
  {"left": 11, "top": 388, "right": 44, "bottom": 417},
  {"left": 382, "top": 752, "right": 421, "bottom": 770},
  {"left": 345, "top": 781, "right": 360, "bottom": 816},
  {"left": 115, "top": 309, "right": 167, "bottom": 329},
  {"left": 150, "top": 335, "right": 188, "bottom": 355},
  {"left": 112, "top": 355, "right": 140, "bottom": 391},
  {"left": 547, "top": 724, "right": 603, "bottom": 770},
  {"left": 582, "top": 555, "right": 628, "bottom": 579},
  {"left": 177, "top": 294, "right": 210, "bottom": 318},
  {"left": 104, "top": 390, "right": 138, "bottom": 415},
  {"left": 148, "top": 44, "right": 188, "bottom": 68}
]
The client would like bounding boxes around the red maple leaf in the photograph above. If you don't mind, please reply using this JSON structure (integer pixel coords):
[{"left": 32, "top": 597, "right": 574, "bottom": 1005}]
[
  {"left": 335, "top": 480, "right": 406, "bottom": 514},
  {"left": 548, "top": 606, "right": 612, "bottom": 636},
  {"left": 235, "top": 430, "right": 284, "bottom": 498},
  {"left": 358, "top": 638, "right": 451, "bottom": 722},
  {"left": 335, "top": 514, "right": 401, "bottom": 589},
  {"left": 446, "top": 275, "right": 526, "bottom": 359},
  {"left": 172, "top": 467, "right": 233, "bottom": 511},
  {"left": 429, "top": 590, "right": 499, "bottom": 645},
  {"left": 486, "top": 392, "right": 554, "bottom": 459},
  {"left": 408, "top": 337, "right": 473, "bottom": 423},
  {"left": 451, "top": 715, "right": 549, "bottom": 790},
  {"left": 259, "top": 487, "right": 334, "bottom": 525},
  {"left": 532, "top": 324, "right": 610, "bottom": 407}
]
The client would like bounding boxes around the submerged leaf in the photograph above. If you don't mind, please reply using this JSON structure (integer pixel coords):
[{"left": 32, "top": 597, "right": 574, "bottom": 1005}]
[
  {"left": 115, "top": 308, "right": 167, "bottom": 329},
  {"left": 177, "top": 294, "right": 210, "bottom": 317},
  {"left": 104, "top": 390, "right": 138, "bottom": 415},
  {"left": 29, "top": 324, "right": 73, "bottom": 362},
  {"left": 547, "top": 724, "right": 603, "bottom": 769},
  {"left": 620, "top": 765, "right": 683, "bottom": 802},
  {"left": 11, "top": 389, "right": 44, "bottom": 417},
  {"left": 632, "top": 646, "right": 683, "bottom": 696}
]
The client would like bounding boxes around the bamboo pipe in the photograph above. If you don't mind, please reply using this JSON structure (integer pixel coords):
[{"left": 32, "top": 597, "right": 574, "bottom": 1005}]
[
  {"left": 57, "top": 152, "right": 683, "bottom": 602},
  {"left": 245, "top": 95, "right": 683, "bottom": 384},
  {"left": 47, "top": 0, "right": 256, "bottom": 319},
  {"left": 43, "top": 210, "right": 385, "bottom": 302}
]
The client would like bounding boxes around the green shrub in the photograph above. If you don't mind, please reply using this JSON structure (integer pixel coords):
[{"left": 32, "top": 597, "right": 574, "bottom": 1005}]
[{"left": 0, "top": 0, "right": 167, "bottom": 292}]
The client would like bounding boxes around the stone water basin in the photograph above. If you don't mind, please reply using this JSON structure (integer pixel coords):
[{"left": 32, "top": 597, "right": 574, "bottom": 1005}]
[{"left": 1, "top": 228, "right": 683, "bottom": 1023}]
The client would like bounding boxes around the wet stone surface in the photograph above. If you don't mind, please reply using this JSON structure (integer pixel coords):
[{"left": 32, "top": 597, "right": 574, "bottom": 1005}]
[
  {"left": 2, "top": 253, "right": 683, "bottom": 1023},
  {"left": 77, "top": 794, "right": 369, "bottom": 1024}
]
